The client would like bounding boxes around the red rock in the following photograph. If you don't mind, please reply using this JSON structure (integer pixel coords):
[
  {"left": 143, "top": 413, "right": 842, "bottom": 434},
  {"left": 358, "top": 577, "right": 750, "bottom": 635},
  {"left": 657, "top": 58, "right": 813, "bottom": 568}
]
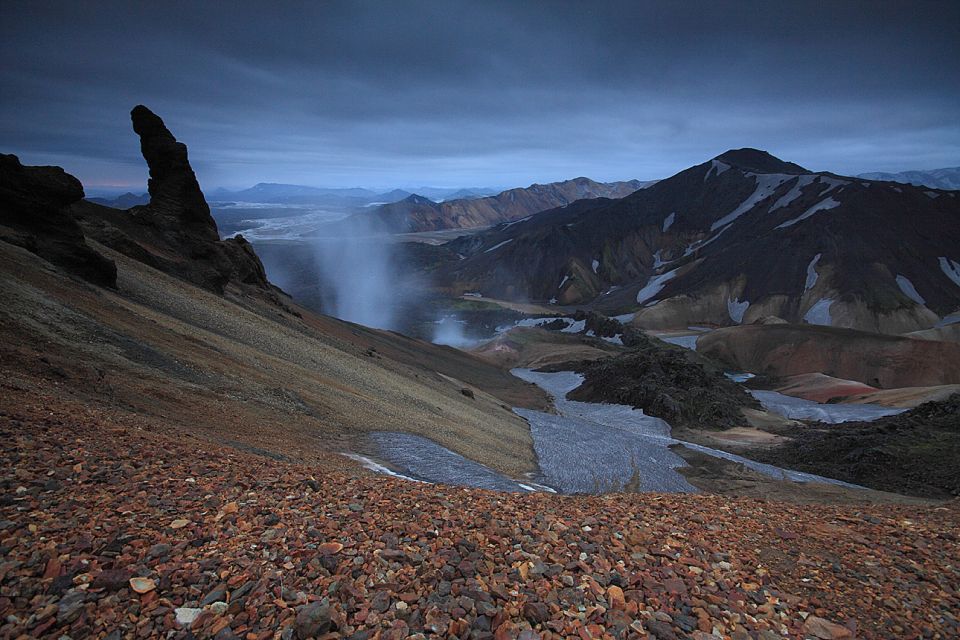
[
  {"left": 663, "top": 578, "right": 687, "bottom": 595},
  {"left": 606, "top": 585, "right": 625, "bottom": 609},
  {"left": 318, "top": 542, "right": 343, "bottom": 555},
  {"left": 92, "top": 569, "right": 133, "bottom": 591},
  {"left": 802, "top": 615, "right": 854, "bottom": 639}
]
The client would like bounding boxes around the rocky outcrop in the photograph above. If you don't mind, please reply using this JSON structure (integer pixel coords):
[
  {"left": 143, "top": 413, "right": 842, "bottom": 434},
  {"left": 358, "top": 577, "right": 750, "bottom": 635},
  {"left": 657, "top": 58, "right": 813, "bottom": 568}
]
[
  {"left": 78, "top": 106, "right": 272, "bottom": 294},
  {"left": 129, "top": 105, "right": 219, "bottom": 240},
  {"left": 0, "top": 153, "right": 116, "bottom": 287},
  {"left": 753, "top": 393, "right": 960, "bottom": 498},
  {"left": 541, "top": 327, "right": 759, "bottom": 430}
]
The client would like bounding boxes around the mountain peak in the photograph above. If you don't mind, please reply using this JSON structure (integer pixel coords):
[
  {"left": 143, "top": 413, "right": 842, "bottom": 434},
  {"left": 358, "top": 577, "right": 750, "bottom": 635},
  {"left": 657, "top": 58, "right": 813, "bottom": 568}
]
[
  {"left": 403, "top": 193, "right": 436, "bottom": 205},
  {"left": 715, "top": 148, "right": 808, "bottom": 175}
]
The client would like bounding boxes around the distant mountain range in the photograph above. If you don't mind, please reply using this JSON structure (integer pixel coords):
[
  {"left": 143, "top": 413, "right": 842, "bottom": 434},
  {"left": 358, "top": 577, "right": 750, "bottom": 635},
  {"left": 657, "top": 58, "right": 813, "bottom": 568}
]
[
  {"left": 86, "top": 191, "right": 150, "bottom": 208},
  {"left": 436, "top": 148, "right": 960, "bottom": 334},
  {"left": 85, "top": 182, "right": 501, "bottom": 212},
  {"left": 856, "top": 167, "right": 960, "bottom": 190},
  {"left": 358, "top": 177, "right": 656, "bottom": 232}
]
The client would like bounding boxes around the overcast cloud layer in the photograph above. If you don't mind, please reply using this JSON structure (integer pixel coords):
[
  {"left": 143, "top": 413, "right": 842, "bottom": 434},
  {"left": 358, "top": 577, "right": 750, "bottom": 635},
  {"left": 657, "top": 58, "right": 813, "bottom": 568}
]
[{"left": 2, "top": 1, "right": 958, "bottom": 190}]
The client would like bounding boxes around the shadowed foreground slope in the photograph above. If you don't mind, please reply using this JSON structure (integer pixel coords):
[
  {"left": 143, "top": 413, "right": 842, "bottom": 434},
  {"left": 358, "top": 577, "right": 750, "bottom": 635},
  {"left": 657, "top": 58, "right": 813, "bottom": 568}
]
[{"left": 2, "top": 391, "right": 958, "bottom": 639}]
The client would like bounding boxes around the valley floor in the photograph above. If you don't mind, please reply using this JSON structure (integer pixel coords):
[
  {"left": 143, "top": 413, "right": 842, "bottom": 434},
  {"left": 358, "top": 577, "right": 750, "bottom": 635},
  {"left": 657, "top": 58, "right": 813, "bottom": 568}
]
[{"left": 2, "top": 384, "right": 959, "bottom": 640}]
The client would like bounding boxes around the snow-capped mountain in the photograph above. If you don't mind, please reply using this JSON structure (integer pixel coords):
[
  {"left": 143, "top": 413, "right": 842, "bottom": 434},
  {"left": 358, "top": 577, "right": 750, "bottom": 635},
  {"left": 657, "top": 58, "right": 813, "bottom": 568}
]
[
  {"left": 438, "top": 149, "right": 960, "bottom": 334},
  {"left": 857, "top": 167, "right": 960, "bottom": 191}
]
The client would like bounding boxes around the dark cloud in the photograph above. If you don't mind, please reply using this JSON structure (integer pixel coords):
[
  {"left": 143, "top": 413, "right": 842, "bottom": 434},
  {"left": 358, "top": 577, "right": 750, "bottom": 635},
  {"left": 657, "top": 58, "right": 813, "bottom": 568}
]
[{"left": 2, "top": 1, "right": 958, "bottom": 190}]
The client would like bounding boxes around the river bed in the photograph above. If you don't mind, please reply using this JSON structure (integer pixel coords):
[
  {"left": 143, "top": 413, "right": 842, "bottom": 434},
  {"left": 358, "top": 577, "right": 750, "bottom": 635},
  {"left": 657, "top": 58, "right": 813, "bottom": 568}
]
[{"left": 355, "top": 369, "right": 864, "bottom": 494}]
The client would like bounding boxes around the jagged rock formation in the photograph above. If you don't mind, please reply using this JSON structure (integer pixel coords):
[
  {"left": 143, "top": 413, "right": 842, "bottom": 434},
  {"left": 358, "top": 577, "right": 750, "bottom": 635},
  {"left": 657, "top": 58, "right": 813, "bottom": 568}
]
[
  {"left": 130, "top": 104, "right": 218, "bottom": 238},
  {"left": 75, "top": 105, "right": 272, "bottom": 295},
  {"left": 0, "top": 153, "right": 116, "bottom": 287},
  {"left": 437, "top": 148, "right": 960, "bottom": 333},
  {"left": 357, "top": 176, "right": 652, "bottom": 232}
]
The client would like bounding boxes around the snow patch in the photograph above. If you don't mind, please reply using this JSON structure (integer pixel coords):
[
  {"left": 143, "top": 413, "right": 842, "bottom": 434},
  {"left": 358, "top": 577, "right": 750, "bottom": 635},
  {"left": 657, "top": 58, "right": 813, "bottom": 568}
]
[
  {"left": 558, "top": 275, "right": 570, "bottom": 289},
  {"left": 711, "top": 173, "right": 791, "bottom": 231},
  {"left": 612, "top": 312, "right": 636, "bottom": 323},
  {"left": 751, "top": 390, "right": 904, "bottom": 424},
  {"left": 803, "top": 298, "right": 834, "bottom": 325},
  {"left": 895, "top": 275, "right": 925, "bottom": 304},
  {"left": 660, "top": 335, "right": 699, "bottom": 350},
  {"left": 560, "top": 319, "right": 587, "bottom": 333},
  {"left": 684, "top": 223, "right": 732, "bottom": 256},
  {"left": 925, "top": 190, "right": 939, "bottom": 199},
  {"left": 591, "top": 259, "right": 599, "bottom": 273},
  {"left": 776, "top": 197, "right": 841, "bottom": 229},
  {"left": 703, "top": 160, "right": 731, "bottom": 182},
  {"left": 636, "top": 268, "right": 679, "bottom": 304},
  {"left": 501, "top": 214, "right": 533, "bottom": 229},
  {"left": 770, "top": 174, "right": 817, "bottom": 211},
  {"left": 662, "top": 211, "right": 676, "bottom": 231},
  {"left": 512, "top": 316, "right": 567, "bottom": 329},
  {"left": 805, "top": 253, "right": 822, "bottom": 291},
  {"left": 936, "top": 312, "right": 960, "bottom": 328},
  {"left": 727, "top": 297, "right": 750, "bottom": 324},
  {"left": 484, "top": 238, "right": 513, "bottom": 253},
  {"left": 939, "top": 257, "right": 960, "bottom": 288},
  {"left": 340, "top": 453, "right": 424, "bottom": 483}
]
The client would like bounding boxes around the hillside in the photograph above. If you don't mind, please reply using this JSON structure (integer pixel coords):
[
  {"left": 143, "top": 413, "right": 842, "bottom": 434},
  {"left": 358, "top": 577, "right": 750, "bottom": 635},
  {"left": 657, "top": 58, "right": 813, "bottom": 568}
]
[
  {"left": 697, "top": 323, "right": 960, "bottom": 388},
  {"left": 0, "top": 106, "right": 549, "bottom": 481},
  {"left": 358, "top": 177, "right": 653, "bottom": 232},
  {"left": 436, "top": 149, "right": 960, "bottom": 334}
]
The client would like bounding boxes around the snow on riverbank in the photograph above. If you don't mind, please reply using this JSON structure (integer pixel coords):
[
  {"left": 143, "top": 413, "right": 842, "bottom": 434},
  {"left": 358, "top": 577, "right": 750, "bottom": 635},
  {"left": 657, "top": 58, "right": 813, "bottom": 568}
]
[{"left": 750, "top": 390, "right": 905, "bottom": 423}]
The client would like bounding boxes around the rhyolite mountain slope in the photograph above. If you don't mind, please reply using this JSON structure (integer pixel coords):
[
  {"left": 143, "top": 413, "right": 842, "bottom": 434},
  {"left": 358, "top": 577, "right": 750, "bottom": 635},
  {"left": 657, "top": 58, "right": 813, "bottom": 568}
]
[
  {"left": 857, "top": 166, "right": 960, "bottom": 190},
  {"left": 438, "top": 148, "right": 960, "bottom": 333},
  {"left": 358, "top": 176, "right": 653, "bottom": 232}
]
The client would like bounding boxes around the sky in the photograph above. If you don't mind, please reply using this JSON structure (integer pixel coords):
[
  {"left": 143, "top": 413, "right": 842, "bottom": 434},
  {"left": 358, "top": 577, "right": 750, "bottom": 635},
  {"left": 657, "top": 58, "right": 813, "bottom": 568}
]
[{"left": 2, "top": 1, "right": 959, "bottom": 192}]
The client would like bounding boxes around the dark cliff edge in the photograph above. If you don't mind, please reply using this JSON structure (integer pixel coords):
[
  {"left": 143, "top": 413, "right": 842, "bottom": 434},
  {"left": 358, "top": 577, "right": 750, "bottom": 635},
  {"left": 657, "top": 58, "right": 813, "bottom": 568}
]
[{"left": 0, "top": 153, "right": 117, "bottom": 287}]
